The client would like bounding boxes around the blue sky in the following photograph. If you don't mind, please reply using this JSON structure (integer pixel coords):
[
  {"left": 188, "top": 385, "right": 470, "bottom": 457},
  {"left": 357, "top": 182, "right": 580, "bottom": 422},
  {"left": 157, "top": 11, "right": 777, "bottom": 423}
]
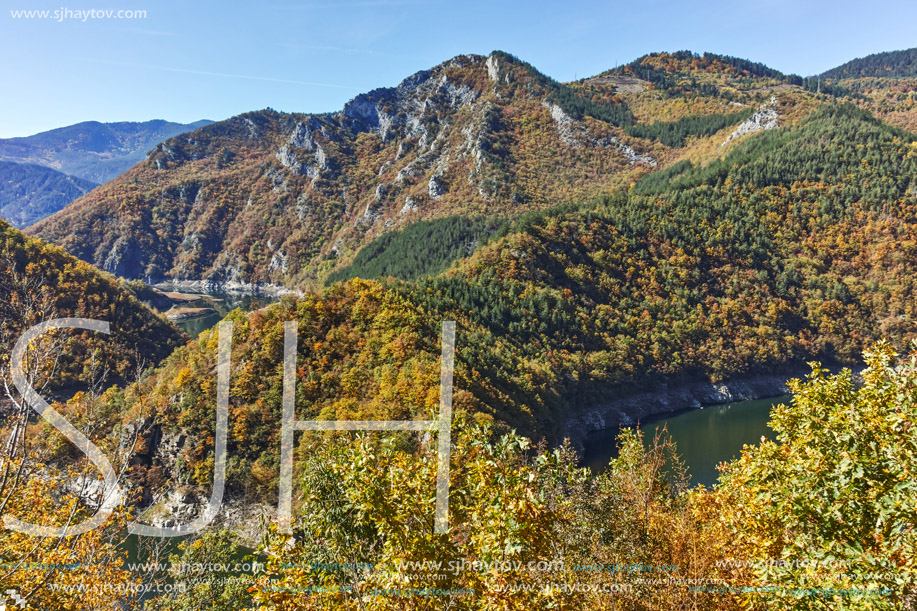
[{"left": 2, "top": 0, "right": 916, "bottom": 137}]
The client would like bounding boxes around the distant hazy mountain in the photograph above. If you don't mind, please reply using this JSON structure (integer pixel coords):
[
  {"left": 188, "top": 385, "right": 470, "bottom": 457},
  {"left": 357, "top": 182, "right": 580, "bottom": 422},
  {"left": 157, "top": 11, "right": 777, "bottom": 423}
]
[
  {"left": 0, "top": 119, "right": 211, "bottom": 228},
  {"left": 0, "top": 161, "right": 96, "bottom": 228},
  {"left": 0, "top": 119, "right": 213, "bottom": 184},
  {"left": 820, "top": 47, "right": 917, "bottom": 79}
]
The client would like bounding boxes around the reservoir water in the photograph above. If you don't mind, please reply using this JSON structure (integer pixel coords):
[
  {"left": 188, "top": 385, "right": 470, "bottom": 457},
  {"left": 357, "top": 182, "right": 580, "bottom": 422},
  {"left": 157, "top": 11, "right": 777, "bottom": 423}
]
[
  {"left": 582, "top": 395, "right": 789, "bottom": 487},
  {"left": 168, "top": 293, "right": 275, "bottom": 336}
]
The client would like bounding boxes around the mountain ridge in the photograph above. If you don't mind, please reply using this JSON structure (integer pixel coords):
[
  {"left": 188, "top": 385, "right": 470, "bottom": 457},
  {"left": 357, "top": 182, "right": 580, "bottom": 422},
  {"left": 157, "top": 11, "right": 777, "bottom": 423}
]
[
  {"left": 0, "top": 161, "right": 97, "bottom": 228},
  {"left": 0, "top": 118, "right": 212, "bottom": 228},
  {"left": 0, "top": 118, "right": 213, "bottom": 183},
  {"left": 0, "top": 217, "right": 184, "bottom": 389},
  {"left": 29, "top": 50, "right": 799, "bottom": 289},
  {"left": 819, "top": 47, "right": 917, "bottom": 79}
]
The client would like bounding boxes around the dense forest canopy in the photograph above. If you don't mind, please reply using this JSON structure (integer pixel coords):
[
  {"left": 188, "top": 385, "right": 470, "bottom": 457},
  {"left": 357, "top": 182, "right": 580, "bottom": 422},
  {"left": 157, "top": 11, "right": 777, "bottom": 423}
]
[
  {"left": 821, "top": 47, "right": 917, "bottom": 79},
  {"left": 87, "top": 103, "right": 917, "bottom": 513},
  {"left": 0, "top": 218, "right": 184, "bottom": 387}
]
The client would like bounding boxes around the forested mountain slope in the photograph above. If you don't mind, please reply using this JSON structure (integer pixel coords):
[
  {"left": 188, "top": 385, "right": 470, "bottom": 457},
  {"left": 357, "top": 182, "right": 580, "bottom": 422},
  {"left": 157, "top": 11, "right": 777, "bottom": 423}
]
[
  {"left": 820, "top": 47, "right": 917, "bottom": 79},
  {"left": 0, "top": 161, "right": 96, "bottom": 228},
  {"left": 0, "top": 218, "right": 184, "bottom": 389},
  {"left": 29, "top": 51, "right": 789, "bottom": 288},
  {"left": 102, "top": 104, "right": 917, "bottom": 508}
]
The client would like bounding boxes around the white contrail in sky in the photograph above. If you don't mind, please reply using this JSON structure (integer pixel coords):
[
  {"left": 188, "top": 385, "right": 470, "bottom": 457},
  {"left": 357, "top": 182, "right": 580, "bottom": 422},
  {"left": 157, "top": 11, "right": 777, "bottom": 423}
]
[{"left": 91, "top": 59, "right": 359, "bottom": 89}]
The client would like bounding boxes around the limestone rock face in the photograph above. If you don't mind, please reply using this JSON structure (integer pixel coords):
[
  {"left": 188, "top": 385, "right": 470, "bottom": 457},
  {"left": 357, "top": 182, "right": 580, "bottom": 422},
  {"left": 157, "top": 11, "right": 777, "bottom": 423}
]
[
  {"left": 543, "top": 101, "right": 656, "bottom": 166},
  {"left": 341, "top": 66, "right": 478, "bottom": 142},
  {"left": 723, "top": 95, "right": 780, "bottom": 145},
  {"left": 28, "top": 51, "right": 674, "bottom": 288}
]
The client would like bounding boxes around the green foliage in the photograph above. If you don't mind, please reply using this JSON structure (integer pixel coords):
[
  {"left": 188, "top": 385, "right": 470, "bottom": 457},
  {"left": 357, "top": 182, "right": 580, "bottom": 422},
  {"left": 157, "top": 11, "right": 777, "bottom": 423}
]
[
  {"left": 608, "top": 50, "right": 785, "bottom": 98},
  {"left": 251, "top": 419, "right": 741, "bottom": 611},
  {"left": 799, "top": 77, "right": 855, "bottom": 98},
  {"left": 102, "top": 100, "right": 917, "bottom": 514},
  {"left": 821, "top": 47, "right": 917, "bottom": 79},
  {"left": 406, "top": 102, "right": 917, "bottom": 403},
  {"left": 0, "top": 218, "right": 184, "bottom": 387},
  {"left": 625, "top": 108, "right": 754, "bottom": 147},
  {"left": 547, "top": 82, "right": 636, "bottom": 127},
  {"left": 490, "top": 51, "right": 636, "bottom": 127},
  {"left": 638, "top": 103, "right": 914, "bottom": 194},
  {"left": 326, "top": 215, "right": 507, "bottom": 283},
  {"left": 253, "top": 419, "right": 586, "bottom": 609},
  {"left": 717, "top": 342, "right": 917, "bottom": 609},
  {"left": 146, "top": 529, "right": 257, "bottom": 610}
]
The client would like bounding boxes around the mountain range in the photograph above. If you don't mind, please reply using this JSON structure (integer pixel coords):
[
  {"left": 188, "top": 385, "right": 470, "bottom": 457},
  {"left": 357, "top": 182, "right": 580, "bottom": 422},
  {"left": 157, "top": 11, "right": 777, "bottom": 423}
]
[
  {"left": 24, "top": 48, "right": 917, "bottom": 291},
  {"left": 5, "top": 47, "right": 917, "bottom": 608},
  {"left": 0, "top": 119, "right": 211, "bottom": 228},
  {"left": 16, "top": 46, "right": 917, "bottom": 430},
  {"left": 2, "top": 46, "right": 916, "bottom": 441},
  {"left": 0, "top": 161, "right": 96, "bottom": 228},
  {"left": 26, "top": 51, "right": 798, "bottom": 286}
]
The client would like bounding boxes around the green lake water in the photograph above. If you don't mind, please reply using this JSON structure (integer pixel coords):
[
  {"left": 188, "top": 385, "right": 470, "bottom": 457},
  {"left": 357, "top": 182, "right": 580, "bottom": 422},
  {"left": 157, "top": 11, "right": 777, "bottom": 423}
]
[
  {"left": 583, "top": 395, "right": 790, "bottom": 486},
  {"left": 171, "top": 293, "right": 275, "bottom": 336}
]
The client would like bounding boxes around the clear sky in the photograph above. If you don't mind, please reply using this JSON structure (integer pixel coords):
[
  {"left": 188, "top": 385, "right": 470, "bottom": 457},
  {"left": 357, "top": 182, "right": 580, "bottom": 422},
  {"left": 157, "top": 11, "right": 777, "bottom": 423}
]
[{"left": 2, "top": 0, "right": 916, "bottom": 137}]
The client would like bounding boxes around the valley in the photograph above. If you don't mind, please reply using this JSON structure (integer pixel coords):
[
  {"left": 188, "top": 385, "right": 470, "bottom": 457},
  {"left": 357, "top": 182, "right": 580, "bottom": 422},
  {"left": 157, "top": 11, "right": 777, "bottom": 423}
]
[{"left": 2, "top": 44, "right": 917, "bottom": 610}]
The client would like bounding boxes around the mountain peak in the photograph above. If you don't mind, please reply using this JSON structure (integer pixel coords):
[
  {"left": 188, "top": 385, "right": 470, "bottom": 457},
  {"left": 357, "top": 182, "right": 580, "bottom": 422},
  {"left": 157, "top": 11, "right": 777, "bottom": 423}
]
[
  {"left": 30, "top": 51, "right": 665, "bottom": 287},
  {"left": 608, "top": 50, "right": 784, "bottom": 79}
]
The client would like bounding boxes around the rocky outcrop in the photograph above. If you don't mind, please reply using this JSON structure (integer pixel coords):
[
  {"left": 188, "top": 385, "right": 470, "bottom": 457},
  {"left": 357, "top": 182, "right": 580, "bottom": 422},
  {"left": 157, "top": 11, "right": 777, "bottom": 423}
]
[
  {"left": 400, "top": 196, "right": 417, "bottom": 215},
  {"left": 606, "top": 136, "right": 658, "bottom": 166},
  {"left": 277, "top": 116, "right": 334, "bottom": 179},
  {"left": 543, "top": 101, "right": 657, "bottom": 166},
  {"left": 428, "top": 173, "right": 445, "bottom": 199},
  {"left": 275, "top": 145, "right": 302, "bottom": 173},
  {"left": 340, "top": 66, "right": 478, "bottom": 142},
  {"left": 268, "top": 250, "right": 288, "bottom": 274},
  {"left": 545, "top": 102, "right": 583, "bottom": 147},
  {"left": 485, "top": 54, "right": 501, "bottom": 82},
  {"left": 31, "top": 51, "right": 721, "bottom": 288},
  {"left": 102, "top": 235, "right": 144, "bottom": 278},
  {"left": 723, "top": 95, "right": 779, "bottom": 145}
]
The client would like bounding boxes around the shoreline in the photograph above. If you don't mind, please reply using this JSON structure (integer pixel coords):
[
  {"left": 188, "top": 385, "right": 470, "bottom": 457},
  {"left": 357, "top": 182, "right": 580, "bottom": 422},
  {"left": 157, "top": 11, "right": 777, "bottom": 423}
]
[
  {"left": 165, "top": 307, "right": 217, "bottom": 321},
  {"left": 561, "top": 364, "right": 856, "bottom": 453},
  {"left": 150, "top": 278, "right": 302, "bottom": 298}
]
